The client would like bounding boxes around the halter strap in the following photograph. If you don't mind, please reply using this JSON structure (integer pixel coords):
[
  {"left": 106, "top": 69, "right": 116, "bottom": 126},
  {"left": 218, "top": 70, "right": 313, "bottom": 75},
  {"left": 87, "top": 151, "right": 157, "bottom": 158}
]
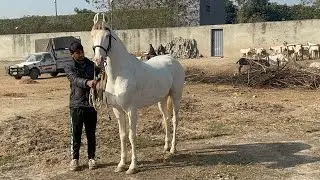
[{"left": 92, "top": 28, "right": 115, "bottom": 57}]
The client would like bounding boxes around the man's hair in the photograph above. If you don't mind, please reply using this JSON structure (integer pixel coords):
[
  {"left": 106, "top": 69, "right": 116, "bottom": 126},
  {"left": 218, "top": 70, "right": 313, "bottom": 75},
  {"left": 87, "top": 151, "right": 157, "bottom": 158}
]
[{"left": 69, "top": 41, "right": 84, "bottom": 54}]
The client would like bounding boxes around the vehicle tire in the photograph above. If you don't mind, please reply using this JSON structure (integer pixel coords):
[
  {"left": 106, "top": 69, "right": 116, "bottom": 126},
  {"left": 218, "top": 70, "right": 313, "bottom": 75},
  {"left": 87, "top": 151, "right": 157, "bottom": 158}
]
[
  {"left": 5, "top": 67, "right": 9, "bottom": 74},
  {"left": 29, "top": 68, "right": 39, "bottom": 80},
  {"left": 14, "top": 75, "right": 22, "bottom": 79},
  {"left": 50, "top": 72, "right": 59, "bottom": 77}
]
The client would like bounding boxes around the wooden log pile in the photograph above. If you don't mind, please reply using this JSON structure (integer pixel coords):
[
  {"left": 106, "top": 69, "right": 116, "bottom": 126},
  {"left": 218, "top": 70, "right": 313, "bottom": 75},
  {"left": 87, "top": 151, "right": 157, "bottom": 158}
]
[{"left": 185, "top": 60, "right": 320, "bottom": 89}]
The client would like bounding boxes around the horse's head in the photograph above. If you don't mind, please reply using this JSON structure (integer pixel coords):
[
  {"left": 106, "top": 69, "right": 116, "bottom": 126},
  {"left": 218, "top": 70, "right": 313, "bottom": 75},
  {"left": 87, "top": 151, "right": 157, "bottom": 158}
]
[{"left": 91, "top": 13, "right": 113, "bottom": 67}]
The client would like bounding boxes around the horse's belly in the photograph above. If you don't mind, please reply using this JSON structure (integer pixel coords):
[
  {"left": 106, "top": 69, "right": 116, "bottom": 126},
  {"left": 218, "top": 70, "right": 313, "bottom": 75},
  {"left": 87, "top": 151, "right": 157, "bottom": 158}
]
[
  {"left": 136, "top": 92, "right": 167, "bottom": 108},
  {"left": 106, "top": 90, "right": 165, "bottom": 110}
]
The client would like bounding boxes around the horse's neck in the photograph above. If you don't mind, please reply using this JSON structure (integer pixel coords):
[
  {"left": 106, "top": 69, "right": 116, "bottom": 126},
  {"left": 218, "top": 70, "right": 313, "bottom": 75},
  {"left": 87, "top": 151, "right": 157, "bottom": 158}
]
[{"left": 106, "top": 32, "right": 140, "bottom": 81}]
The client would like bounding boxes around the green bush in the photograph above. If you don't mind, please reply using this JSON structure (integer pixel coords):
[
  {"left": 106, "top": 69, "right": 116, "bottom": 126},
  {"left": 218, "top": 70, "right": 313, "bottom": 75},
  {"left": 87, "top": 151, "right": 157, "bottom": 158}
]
[{"left": 0, "top": 7, "right": 178, "bottom": 35}]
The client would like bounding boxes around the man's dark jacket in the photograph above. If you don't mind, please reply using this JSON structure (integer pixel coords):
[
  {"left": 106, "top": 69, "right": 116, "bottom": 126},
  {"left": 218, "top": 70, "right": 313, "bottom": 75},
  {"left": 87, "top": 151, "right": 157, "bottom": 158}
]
[
  {"left": 148, "top": 46, "right": 157, "bottom": 56},
  {"left": 64, "top": 58, "right": 100, "bottom": 108}
]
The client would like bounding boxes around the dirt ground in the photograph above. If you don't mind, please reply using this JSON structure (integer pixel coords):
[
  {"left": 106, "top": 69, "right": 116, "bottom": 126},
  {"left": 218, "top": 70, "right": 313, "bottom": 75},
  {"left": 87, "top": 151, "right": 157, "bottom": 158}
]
[{"left": 1, "top": 58, "right": 320, "bottom": 180}]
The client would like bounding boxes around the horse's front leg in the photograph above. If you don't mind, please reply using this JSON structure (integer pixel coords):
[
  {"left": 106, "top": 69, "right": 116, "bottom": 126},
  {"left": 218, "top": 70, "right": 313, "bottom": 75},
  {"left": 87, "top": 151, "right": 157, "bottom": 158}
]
[
  {"left": 113, "top": 108, "right": 127, "bottom": 173},
  {"left": 126, "top": 109, "right": 138, "bottom": 174}
]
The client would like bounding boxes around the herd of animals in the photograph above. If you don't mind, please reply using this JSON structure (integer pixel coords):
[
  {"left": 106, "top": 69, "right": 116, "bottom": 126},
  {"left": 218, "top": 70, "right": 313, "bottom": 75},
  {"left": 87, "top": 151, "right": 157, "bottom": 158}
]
[
  {"left": 237, "top": 41, "right": 320, "bottom": 73},
  {"left": 134, "top": 41, "right": 320, "bottom": 73}
]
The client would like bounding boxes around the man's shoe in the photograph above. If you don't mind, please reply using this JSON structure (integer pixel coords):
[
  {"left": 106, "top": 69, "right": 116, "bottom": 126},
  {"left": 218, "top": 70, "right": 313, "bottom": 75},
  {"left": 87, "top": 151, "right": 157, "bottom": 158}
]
[
  {"left": 88, "top": 159, "right": 97, "bottom": 170},
  {"left": 70, "top": 159, "right": 80, "bottom": 171}
]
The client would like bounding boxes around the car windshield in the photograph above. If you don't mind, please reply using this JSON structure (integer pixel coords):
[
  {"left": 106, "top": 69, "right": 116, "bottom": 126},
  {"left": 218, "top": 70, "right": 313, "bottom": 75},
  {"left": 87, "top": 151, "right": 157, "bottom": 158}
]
[{"left": 25, "top": 54, "right": 42, "bottom": 62}]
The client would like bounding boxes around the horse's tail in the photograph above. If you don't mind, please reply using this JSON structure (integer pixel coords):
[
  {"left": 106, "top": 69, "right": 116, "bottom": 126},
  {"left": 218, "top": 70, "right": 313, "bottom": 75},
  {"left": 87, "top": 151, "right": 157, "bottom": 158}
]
[{"left": 167, "top": 95, "right": 173, "bottom": 118}]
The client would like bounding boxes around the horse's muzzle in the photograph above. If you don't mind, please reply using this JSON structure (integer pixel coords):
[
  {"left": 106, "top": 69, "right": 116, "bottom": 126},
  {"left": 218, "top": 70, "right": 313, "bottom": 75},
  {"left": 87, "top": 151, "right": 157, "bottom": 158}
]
[{"left": 93, "top": 56, "right": 104, "bottom": 66}]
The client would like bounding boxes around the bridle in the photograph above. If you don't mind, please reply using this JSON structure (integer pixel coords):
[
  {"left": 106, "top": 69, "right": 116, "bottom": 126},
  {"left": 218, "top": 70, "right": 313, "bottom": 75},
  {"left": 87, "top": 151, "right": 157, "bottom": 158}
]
[
  {"left": 92, "top": 27, "right": 116, "bottom": 64},
  {"left": 89, "top": 27, "right": 116, "bottom": 118}
]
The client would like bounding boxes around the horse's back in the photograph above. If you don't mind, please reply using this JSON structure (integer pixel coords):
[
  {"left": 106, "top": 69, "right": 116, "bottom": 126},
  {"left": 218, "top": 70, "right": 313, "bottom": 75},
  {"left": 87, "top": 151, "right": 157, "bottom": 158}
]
[
  {"left": 145, "top": 55, "right": 185, "bottom": 95},
  {"left": 146, "top": 55, "right": 183, "bottom": 71}
]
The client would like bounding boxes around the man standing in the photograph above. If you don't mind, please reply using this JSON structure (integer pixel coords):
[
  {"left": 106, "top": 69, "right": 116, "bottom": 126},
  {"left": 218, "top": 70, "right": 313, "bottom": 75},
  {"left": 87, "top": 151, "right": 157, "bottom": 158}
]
[{"left": 64, "top": 41, "right": 100, "bottom": 171}]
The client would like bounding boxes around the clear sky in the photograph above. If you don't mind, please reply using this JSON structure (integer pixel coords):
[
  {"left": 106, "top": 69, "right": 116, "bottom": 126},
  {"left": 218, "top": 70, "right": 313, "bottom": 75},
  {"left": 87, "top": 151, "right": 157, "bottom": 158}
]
[
  {"left": 0, "top": 0, "right": 96, "bottom": 19},
  {"left": 0, "top": 0, "right": 301, "bottom": 19}
]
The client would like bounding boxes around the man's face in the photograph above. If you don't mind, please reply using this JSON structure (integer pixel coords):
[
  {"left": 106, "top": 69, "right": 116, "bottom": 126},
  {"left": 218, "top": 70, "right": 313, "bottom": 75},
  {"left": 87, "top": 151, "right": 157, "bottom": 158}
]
[{"left": 72, "top": 50, "right": 85, "bottom": 62}]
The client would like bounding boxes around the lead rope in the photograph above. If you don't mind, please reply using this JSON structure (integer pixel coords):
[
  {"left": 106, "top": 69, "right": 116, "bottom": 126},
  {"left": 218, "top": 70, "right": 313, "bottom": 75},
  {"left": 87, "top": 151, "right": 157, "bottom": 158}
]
[
  {"left": 89, "top": 67, "right": 112, "bottom": 121},
  {"left": 89, "top": 67, "right": 97, "bottom": 109}
]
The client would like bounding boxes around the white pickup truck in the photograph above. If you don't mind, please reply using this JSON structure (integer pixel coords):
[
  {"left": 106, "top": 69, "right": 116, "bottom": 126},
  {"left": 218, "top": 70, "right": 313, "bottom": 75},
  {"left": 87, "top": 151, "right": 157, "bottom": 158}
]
[
  {"left": 6, "top": 51, "right": 73, "bottom": 79},
  {"left": 5, "top": 36, "right": 79, "bottom": 80}
]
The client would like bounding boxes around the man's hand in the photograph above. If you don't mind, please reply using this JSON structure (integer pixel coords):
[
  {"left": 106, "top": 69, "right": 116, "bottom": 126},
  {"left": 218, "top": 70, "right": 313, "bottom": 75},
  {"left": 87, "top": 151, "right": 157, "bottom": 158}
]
[{"left": 86, "top": 80, "right": 98, "bottom": 88}]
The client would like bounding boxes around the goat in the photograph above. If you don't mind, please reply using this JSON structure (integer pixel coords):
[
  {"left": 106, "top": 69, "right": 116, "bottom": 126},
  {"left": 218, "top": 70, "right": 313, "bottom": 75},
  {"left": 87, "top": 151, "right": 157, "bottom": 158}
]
[
  {"left": 301, "top": 45, "right": 311, "bottom": 60},
  {"left": 306, "top": 42, "right": 320, "bottom": 59},
  {"left": 240, "top": 48, "right": 255, "bottom": 58},
  {"left": 269, "top": 45, "right": 284, "bottom": 55},
  {"left": 236, "top": 57, "right": 270, "bottom": 74},
  {"left": 268, "top": 53, "right": 289, "bottom": 69},
  {"left": 254, "top": 48, "right": 269, "bottom": 61}
]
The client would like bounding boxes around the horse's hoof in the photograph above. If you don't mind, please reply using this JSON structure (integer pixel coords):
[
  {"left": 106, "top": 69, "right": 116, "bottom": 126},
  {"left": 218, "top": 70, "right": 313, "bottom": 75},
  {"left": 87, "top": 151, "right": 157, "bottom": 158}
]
[
  {"left": 170, "top": 148, "right": 176, "bottom": 154},
  {"left": 126, "top": 168, "right": 138, "bottom": 174},
  {"left": 163, "top": 147, "right": 170, "bottom": 153},
  {"left": 114, "top": 166, "right": 127, "bottom": 173}
]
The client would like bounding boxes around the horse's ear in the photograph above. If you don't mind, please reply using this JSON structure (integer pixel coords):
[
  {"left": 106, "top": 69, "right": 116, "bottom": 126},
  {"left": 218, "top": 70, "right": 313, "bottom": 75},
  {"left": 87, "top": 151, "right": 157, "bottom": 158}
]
[
  {"left": 93, "top": 13, "right": 100, "bottom": 24},
  {"left": 102, "top": 13, "right": 108, "bottom": 23}
]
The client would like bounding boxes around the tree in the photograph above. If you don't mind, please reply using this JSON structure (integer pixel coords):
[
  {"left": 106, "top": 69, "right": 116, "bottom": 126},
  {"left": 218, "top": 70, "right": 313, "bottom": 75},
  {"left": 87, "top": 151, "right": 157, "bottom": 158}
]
[
  {"left": 84, "top": 0, "right": 181, "bottom": 11},
  {"left": 225, "top": 0, "right": 238, "bottom": 24},
  {"left": 300, "top": 0, "right": 315, "bottom": 5},
  {"left": 236, "top": 0, "right": 269, "bottom": 23},
  {"left": 84, "top": 0, "right": 192, "bottom": 26},
  {"left": 264, "top": 3, "right": 293, "bottom": 21},
  {"left": 85, "top": 0, "right": 111, "bottom": 11},
  {"left": 74, "top": 8, "right": 94, "bottom": 14},
  {"left": 290, "top": 4, "right": 320, "bottom": 19}
]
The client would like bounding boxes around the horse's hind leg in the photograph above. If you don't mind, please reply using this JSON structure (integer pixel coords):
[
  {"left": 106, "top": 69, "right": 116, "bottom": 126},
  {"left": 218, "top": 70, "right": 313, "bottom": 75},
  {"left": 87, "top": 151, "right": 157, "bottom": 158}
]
[
  {"left": 158, "top": 97, "right": 171, "bottom": 152},
  {"left": 170, "top": 95, "right": 181, "bottom": 154}
]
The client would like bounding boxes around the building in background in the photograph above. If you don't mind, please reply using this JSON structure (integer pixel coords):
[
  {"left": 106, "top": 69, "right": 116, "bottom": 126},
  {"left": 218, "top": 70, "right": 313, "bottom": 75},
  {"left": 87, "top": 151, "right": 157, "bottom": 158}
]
[
  {"left": 182, "top": 0, "right": 226, "bottom": 26},
  {"left": 199, "top": 0, "right": 226, "bottom": 25}
]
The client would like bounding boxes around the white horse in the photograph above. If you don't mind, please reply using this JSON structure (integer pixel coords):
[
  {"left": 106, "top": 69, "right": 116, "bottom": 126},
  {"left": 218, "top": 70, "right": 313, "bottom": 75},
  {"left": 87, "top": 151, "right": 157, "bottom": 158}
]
[{"left": 90, "top": 13, "right": 185, "bottom": 174}]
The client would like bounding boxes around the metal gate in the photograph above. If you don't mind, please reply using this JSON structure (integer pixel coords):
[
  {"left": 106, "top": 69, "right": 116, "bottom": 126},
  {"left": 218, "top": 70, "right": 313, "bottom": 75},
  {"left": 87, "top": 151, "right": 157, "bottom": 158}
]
[{"left": 211, "top": 29, "right": 223, "bottom": 57}]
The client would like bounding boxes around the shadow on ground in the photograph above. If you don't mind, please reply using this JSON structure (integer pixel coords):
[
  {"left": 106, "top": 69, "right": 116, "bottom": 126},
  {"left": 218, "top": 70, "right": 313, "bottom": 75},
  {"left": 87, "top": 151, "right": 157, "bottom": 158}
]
[
  {"left": 36, "top": 74, "right": 67, "bottom": 80},
  {"left": 140, "top": 142, "right": 320, "bottom": 172}
]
